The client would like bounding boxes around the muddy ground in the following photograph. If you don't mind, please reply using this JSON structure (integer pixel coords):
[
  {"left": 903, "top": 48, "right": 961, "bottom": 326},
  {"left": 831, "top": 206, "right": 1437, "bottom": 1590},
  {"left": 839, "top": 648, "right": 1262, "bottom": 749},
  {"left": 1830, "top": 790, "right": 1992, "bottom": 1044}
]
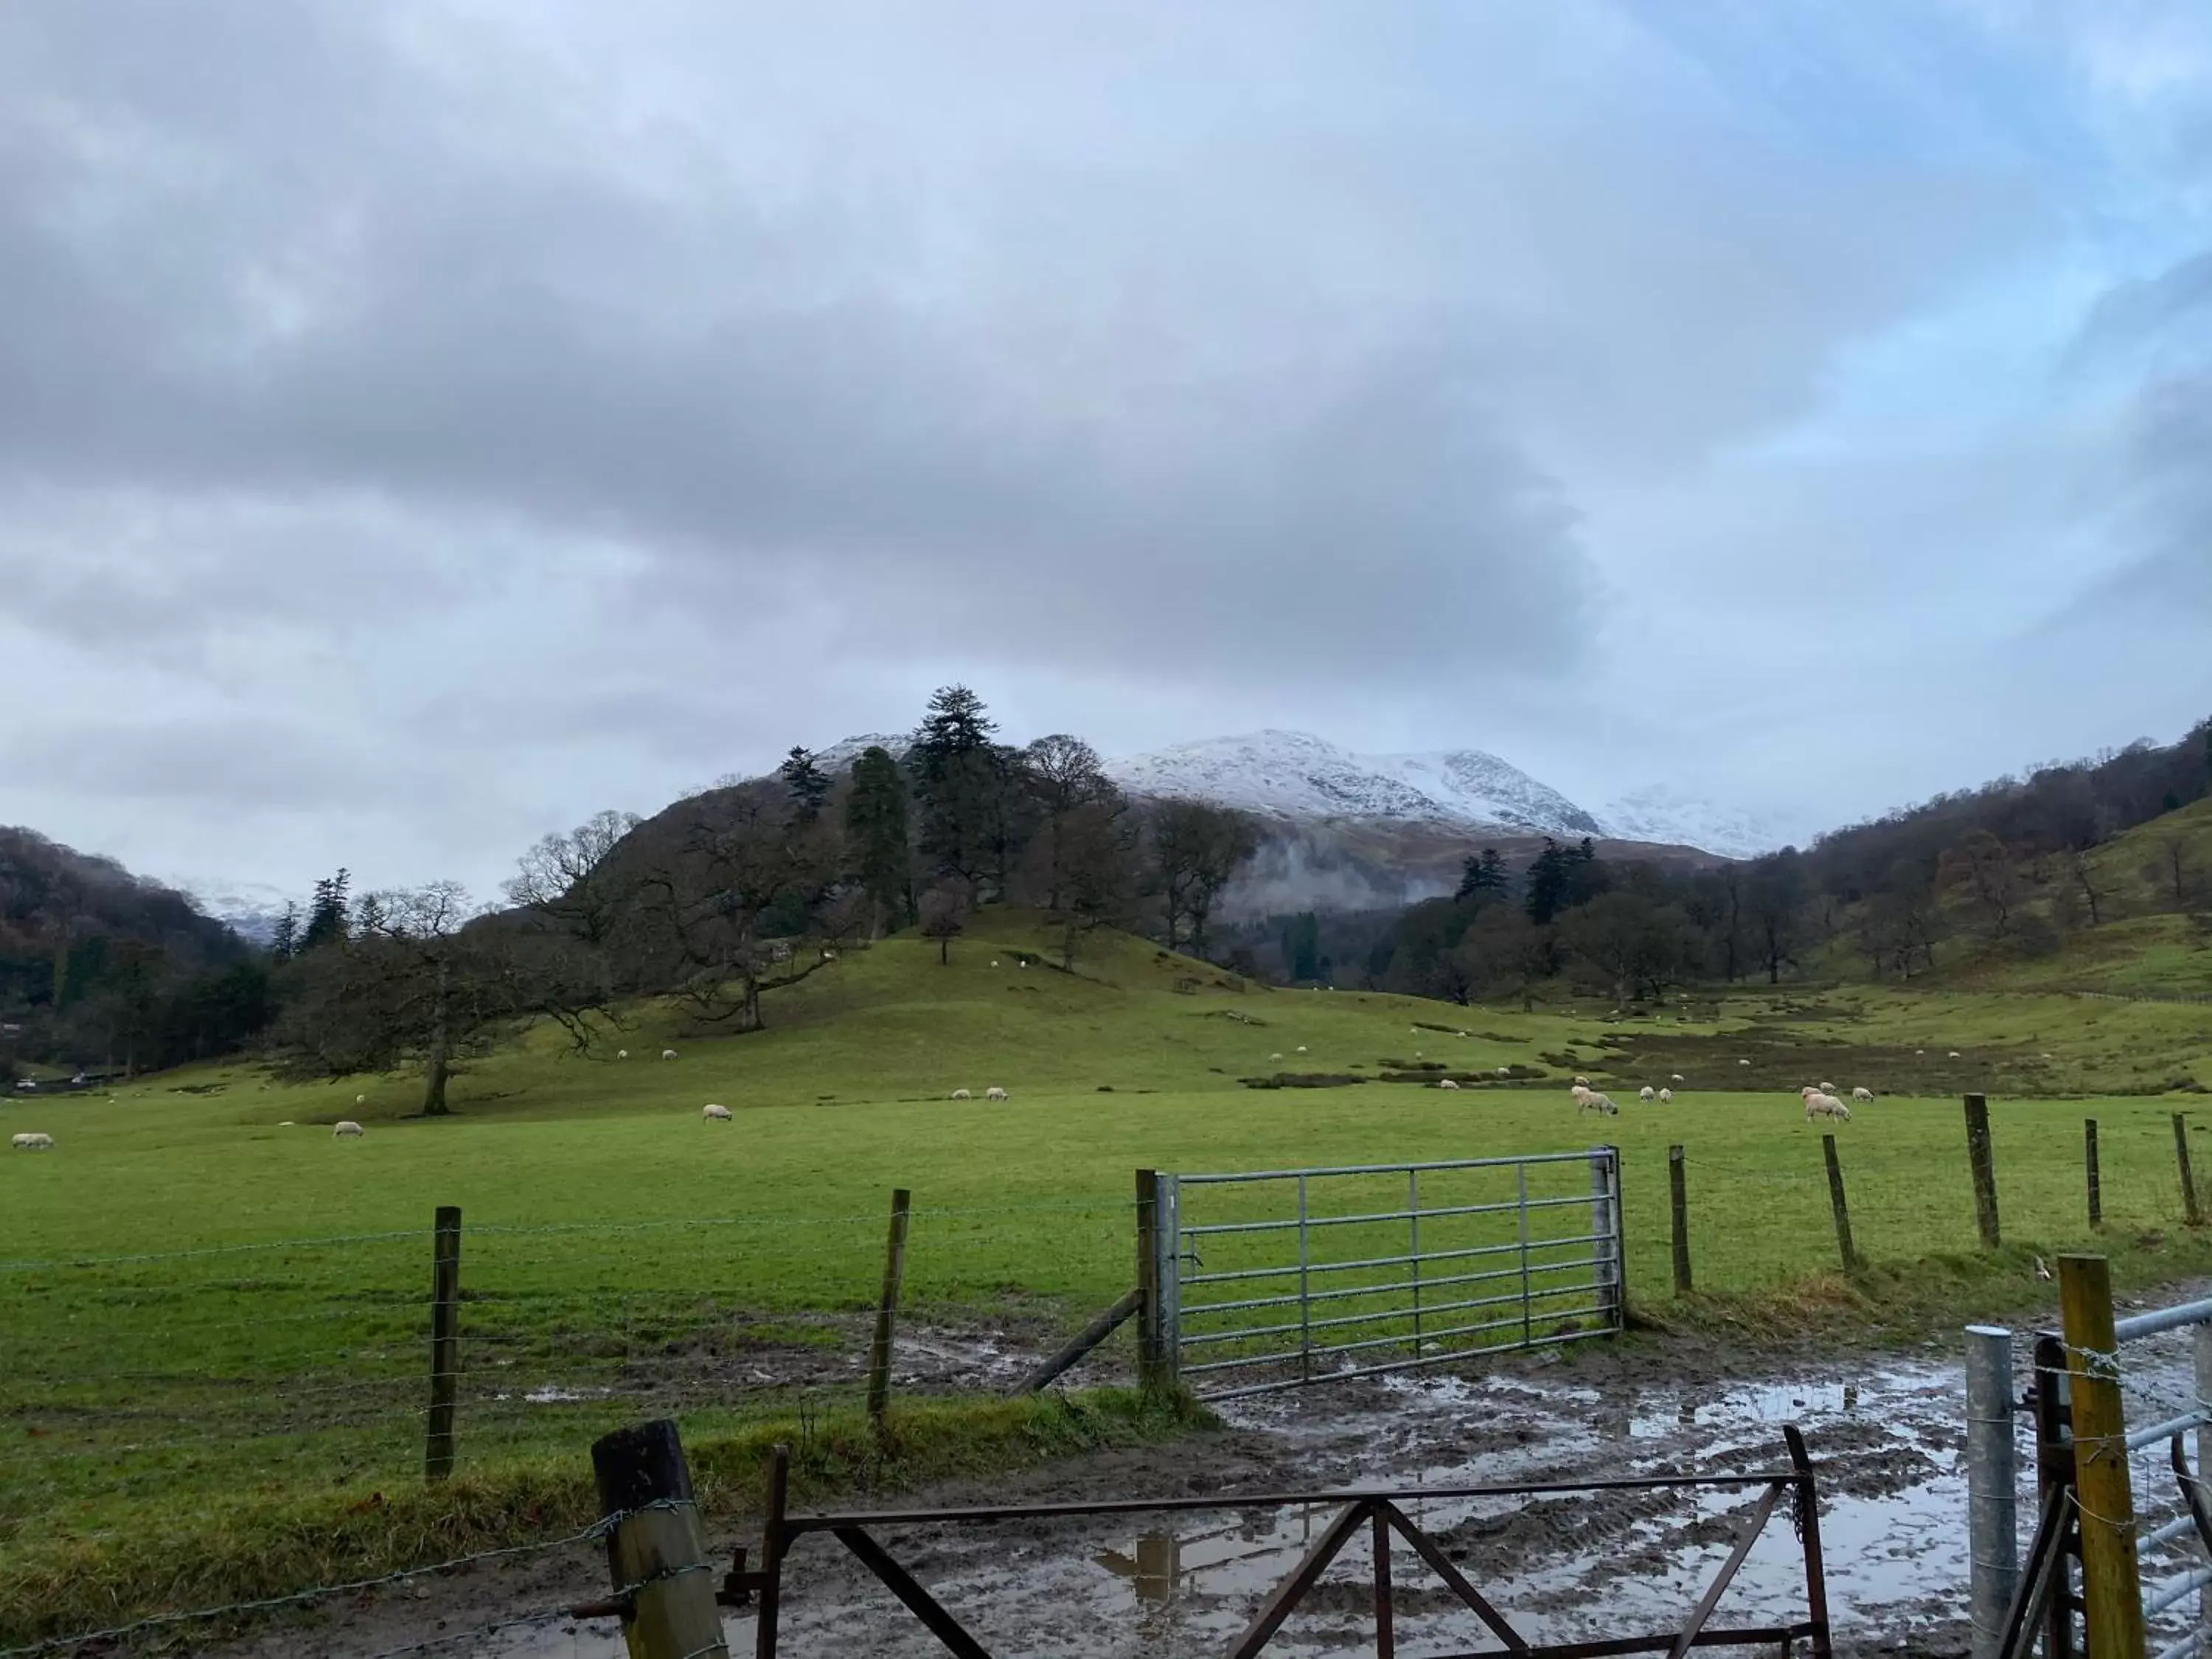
[{"left": 206, "top": 1304, "right": 2212, "bottom": 1659}]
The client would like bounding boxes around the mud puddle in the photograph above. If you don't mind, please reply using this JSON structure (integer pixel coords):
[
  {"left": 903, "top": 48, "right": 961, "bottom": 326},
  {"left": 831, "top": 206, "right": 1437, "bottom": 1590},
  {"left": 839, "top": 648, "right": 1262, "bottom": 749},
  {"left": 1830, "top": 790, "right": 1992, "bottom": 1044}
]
[{"left": 237, "top": 1340, "right": 2001, "bottom": 1658}]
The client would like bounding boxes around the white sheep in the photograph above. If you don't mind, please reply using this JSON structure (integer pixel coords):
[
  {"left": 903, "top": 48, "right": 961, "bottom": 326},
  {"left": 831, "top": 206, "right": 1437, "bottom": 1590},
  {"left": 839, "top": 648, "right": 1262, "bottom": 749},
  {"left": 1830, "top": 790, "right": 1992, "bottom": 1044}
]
[
  {"left": 278, "top": 1121, "right": 294, "bottom": 1127},
  {"left": 1579, "top": 1090, "right": 1619, "bottom": 1116},
  {"left": 991, "top": 959, "right": 999, "bottom": 967},
  {"left": 1801, "top": 1087, "right": 1851, "bottom": 1122},
  {"left": 1670, "top": 1074, "right": 1686, "bottom": 1084},
  {"left": 11, "top": 1133, "right": 53, "bottom": 1150},
  {"left": 1270, "top": 1052, "right": 1284, "bottom": 1061},
  {"left": 333, "top": 1120, "right": 364, "bottom": 1138},
  {"left": 1658, "top": 1088, "right": 1673, "bottom": 1104},
  {"left": 1495, "top": 1065, "right": 1511, "bottom": 1077},
  {"left": 1818, "top": 1081, "right": 1835, "bottom": 1094},
  {"left": 1439, "top": 1078, "right": 1460, "bottom": 1090},
  {"left": 1851, "top": 1087, "right": 1874, "bottom": 1102},
  {"left": 1948, "top": 1050, "right": 1963, "bottom": 1060},
  {"left": 661, "top": 1048, "right": 679, "bottom": 1061},
  {"left": 617, "top": 1048, "right": 630, "bottom": 1060},
  {"left": 355, "top": 1093, "right": 366, "bottom": 1105},
  {"left": 1738, "top": 1059, "right": 1752, "bottom": 1068},
  {"left": 1639, "top": 1086, "right": 1655, "bottom": 1102},
  {"left": 1295, "top": 1045, "right": 1308, "bottom": 1053},
  {"left": 950, "top": 1088, "right": 973, "bottom": 1101},
  {"left": 1573, "top": 1074, "right": 1590, "bottom": 1088},
  {"left": 986, "top": 1086, "right": 1009, "bottom": 1102},
  {"left": 703, "top": 1103, "right": 732, "bottom": 1121}
]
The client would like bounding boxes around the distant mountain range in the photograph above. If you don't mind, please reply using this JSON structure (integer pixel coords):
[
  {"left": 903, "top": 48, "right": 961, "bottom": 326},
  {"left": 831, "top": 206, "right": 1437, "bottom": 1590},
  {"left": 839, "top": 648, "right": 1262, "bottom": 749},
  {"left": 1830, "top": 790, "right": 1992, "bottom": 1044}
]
[{"left": 812, "top": 728, "right": 1778, "bottom": 860}]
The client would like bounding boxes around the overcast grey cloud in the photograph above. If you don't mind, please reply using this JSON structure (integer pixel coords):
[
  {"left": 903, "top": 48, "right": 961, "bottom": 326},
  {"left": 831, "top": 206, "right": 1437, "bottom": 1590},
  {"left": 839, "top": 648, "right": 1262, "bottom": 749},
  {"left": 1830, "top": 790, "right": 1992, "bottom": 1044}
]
[{"left": 4, "top": 0, "right": 2211, "bottom": 902}]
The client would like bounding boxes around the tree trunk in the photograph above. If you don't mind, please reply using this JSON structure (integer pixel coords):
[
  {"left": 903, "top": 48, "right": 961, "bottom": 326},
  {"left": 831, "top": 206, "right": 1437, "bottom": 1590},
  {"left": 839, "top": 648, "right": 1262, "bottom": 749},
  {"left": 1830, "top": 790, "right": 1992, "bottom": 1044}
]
[{"left": 422, "top": 958, "right": 452, "bottom": 1116}]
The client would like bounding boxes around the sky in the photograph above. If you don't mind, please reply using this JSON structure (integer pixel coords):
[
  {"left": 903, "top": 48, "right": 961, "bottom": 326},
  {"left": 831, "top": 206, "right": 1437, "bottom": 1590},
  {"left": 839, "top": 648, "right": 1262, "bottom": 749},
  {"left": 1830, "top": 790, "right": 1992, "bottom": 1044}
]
[{"left": 4, "top": 1, "right": 2211, "bottom": 909}]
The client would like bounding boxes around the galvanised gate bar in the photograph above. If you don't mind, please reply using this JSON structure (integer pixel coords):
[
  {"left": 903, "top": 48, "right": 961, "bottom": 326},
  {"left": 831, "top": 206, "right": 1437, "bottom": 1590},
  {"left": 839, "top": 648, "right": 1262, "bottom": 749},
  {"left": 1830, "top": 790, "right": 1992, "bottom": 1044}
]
[{"left": 1154, "top": 1149, "right": 1625, "bottom": 1400}]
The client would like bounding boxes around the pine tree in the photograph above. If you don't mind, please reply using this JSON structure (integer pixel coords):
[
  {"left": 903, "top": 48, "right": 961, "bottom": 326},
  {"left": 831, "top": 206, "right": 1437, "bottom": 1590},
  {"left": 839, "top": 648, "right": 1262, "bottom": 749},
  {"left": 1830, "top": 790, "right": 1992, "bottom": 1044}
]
[
  {"left": 302, "top": 869, "right": 352, "bottom": 952},
  {"left": 910, "top": 686, "right": 1006, "bottom": 891},
  {"left": 1523, "top": 840, "right": 1568, "bottom": 925},
  {"left": 844, "top": 746, "right": 912, "bottom": 936},
  {"left": 1455, "top": 847, "right": 1509, "bottom": 901},
  {"left": 779, "top": 746, "right": 830, "bottom": 824},
  {"left": 270, "top": 902, "right": 300, "bottom": 963}
]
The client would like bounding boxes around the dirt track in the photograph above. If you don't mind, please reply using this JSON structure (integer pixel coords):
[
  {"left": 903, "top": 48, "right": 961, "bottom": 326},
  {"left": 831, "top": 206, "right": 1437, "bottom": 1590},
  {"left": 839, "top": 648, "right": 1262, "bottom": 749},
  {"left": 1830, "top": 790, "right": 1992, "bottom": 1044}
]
[{"left": 210, "top": 1324, "right": 2017, "bottom": 1659}]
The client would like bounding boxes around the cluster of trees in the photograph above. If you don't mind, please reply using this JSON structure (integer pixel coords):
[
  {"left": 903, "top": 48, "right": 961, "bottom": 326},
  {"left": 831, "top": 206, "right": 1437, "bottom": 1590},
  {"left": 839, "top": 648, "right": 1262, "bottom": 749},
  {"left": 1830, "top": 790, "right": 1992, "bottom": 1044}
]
[
  {"left": 0, "top": 828, "right": 270, "bottom": 1081},
  {"left": 262, "top": 687, "right": 1262, "bottom": 1111}
]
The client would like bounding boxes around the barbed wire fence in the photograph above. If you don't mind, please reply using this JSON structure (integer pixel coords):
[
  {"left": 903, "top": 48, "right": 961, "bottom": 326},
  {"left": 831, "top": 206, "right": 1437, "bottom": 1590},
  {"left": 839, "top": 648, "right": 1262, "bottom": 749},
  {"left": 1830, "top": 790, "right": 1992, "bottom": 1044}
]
[{"left": 0, "top": 1194, "right": 1137, "bottom": 1655}]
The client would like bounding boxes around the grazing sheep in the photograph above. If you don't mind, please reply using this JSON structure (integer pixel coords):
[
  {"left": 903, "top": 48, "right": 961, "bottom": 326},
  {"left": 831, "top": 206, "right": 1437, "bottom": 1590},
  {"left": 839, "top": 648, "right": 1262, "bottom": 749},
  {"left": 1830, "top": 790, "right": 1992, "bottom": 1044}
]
[
  {"left": 985, "top": 1086, "right": 1009, "bottom": 1102},
  {"left": 355, "top": 1093, "right": 366, "bottom": 1105},
  {"left": 1270, "top": 1052, "right": 1284, "bottom": 1061},
  {"left": 1495, "top": 1065, "right": 1511, "bottom": 1077},
  {"left": 991, "top": 960, "right": 999, "bottom": 967},
  {"left": 1947, "top": 1050, "right": 1963, "bottom": 1060},
  {"left": 1670, "top": 1074, "right": 1686, "bottom": 1085},
  {"left": 1801, "top": 1088, "right": 1851, "bottom": 1122},
  {"left": 950, "top": 1088, "right": 973, "bottom": 1101},
  {"left": 1579, "top": 1091, "right": 1619, "bottom": 1116},
  {"left": 11, "top": 1133, "right": 53, "bottom": 1150},
  {"left": 1456, "top": 1030, "right": 1469, "bottom": 1038},
  {"left": 1439, "top": 1078, "right": 1460, "bottom": 1090},
  {"left": 1738, "top": 1059, "right": 1752, "bottom": 1068},
  {"left": 1639, "top": 1085, "right": 1655, "bottom": 1102},
  {"left": 1818, "top": 1082, "right": 1836, "bottom": 1094},
  {"left": 278, "top": 1121, "right": 294, "bottom": 1127},
  {"left": 703, "top": 1103, "right": 732, "bottom": 1121},
  {"left": 1915, "top": 1048, "right": 1925, "bottom": 1055},
  {"left": 1658, "top": 1088, "right": 1673, "bottom": 1104},
  {"left": 333, "top": 1121, "right": 364, "bottom": 1138},
  {"left": 1851, "top": 1087, "right": 1874, "bottom": 1102},
  {"left": 1295, "top": 1045, "right": 1308, "bottom": 1053},
  {"left": 662, "top": 1048, "right": 679, "bottom": 1060}
]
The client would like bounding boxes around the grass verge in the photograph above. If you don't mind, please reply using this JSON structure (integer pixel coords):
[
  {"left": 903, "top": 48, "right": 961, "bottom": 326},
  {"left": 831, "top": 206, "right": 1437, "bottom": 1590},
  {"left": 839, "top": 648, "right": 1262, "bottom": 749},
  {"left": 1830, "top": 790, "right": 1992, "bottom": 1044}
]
[{"left": 0, "top": 1386, "right": 1211, "bottom": 1649}]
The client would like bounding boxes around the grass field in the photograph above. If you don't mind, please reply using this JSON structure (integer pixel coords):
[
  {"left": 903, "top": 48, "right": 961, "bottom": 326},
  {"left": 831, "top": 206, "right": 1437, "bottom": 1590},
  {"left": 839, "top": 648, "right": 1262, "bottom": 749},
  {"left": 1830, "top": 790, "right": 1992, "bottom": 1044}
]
[{"left": 5, "top": 912, "right": 2212, "bottom": 1640}]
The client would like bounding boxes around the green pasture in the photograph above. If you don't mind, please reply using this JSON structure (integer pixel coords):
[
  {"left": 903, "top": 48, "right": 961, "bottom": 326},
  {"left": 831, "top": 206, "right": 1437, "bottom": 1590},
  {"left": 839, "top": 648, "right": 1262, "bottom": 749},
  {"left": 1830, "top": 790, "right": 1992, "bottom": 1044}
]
[{"left": 4, "top": 914, "right": 2211, "bottom": 1640}]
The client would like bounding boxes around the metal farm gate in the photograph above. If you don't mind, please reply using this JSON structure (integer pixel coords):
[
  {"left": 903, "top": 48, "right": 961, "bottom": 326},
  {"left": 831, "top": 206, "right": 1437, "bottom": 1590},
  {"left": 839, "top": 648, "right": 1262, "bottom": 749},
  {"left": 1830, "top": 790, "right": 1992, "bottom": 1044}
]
[{"left": 1155, "top": 1149, "right": 1624, "bottom": 1399}]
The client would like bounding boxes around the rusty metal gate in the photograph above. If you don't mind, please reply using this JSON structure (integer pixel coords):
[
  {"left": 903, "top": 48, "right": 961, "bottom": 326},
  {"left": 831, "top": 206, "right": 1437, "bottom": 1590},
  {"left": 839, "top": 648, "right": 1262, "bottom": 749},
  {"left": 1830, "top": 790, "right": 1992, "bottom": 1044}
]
[{"left": 1157, "top": 1149, "right": 1624, "bottom": 1399}]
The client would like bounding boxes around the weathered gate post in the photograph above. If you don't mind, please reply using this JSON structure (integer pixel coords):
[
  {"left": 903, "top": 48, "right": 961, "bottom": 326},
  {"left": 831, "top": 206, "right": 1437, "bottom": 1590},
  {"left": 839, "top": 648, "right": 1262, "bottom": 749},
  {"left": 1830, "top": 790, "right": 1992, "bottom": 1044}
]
[
  {"left": 2056, "top": 1254, "right": 2144, "bottom": 1659},
  {"left": 1964, "top": 1324, "right": 2017, "bottom": 1659},
  {"left": 1588, "top": 1147, "right": 1622, "bottom": 1329},
  {"left": 590, "top": 1419, "right": 729, "bottom": 1659},
  {"left": 1135, "top": 1169, "right": 1178, "bottom": 1392}
]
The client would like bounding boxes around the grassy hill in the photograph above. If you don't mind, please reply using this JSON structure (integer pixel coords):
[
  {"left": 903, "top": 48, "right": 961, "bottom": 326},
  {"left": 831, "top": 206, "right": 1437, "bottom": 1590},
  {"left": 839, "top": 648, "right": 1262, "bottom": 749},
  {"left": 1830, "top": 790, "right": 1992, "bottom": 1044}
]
[{"left": 10, "top": 908, "right": 2212, "bottom": 1640}]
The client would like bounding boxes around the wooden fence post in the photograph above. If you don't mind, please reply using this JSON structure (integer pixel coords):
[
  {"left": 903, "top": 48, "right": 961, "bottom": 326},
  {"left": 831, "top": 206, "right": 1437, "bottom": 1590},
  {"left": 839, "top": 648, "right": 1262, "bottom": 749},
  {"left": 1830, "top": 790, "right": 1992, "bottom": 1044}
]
[
  {"left": 1822, "top": 1135, "right": 1859, "bottom": 1273},
  {"left": 2056, "top": 1254, "right": 2146, "bottom": 1659},
  {"left": 754, "top": 1444, "right": 788, "bottom": 1659},
  {"left": 1668, "top": 1145, "right": 1692, "bottom": 1295},
  {"left": 2174, "top": 1115, "right": 2203, "bottom": 1228},
  {"left": 590, "top": 1419, "right": 728, "bottom": 1659},
  {"left": 1135, "top": 1168, "right": 1164, "bottom": 1393},
  {"left": 2086, "top": 1119, "right": 2102, "bottom": 1231},
  {"left": 425, "top": 1205, "right": 461, "bottom": 1481},
  {"left": 1964, "top": 1094, "right": 2001, "bottom": 1248},
  {"left": 865, "top": 1189, "right": 912, "bottom": 1427}
]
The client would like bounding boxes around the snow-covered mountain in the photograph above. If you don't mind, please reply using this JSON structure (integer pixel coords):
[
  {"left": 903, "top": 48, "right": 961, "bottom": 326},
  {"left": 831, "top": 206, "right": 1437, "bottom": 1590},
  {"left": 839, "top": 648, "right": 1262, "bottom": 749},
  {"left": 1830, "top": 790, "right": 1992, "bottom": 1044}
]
[
  {"left": 798, "top": 727, "right": 1778, "bottom": 862},
  {"left": 1593, "top": 785, "right": 1792, "bottom": 862},
  {"left": 1107, "top": 731, "right": 1606, "bottom": 838},
  {"left": 174, "top": 877, "right": 293, "bottom": 945}
]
